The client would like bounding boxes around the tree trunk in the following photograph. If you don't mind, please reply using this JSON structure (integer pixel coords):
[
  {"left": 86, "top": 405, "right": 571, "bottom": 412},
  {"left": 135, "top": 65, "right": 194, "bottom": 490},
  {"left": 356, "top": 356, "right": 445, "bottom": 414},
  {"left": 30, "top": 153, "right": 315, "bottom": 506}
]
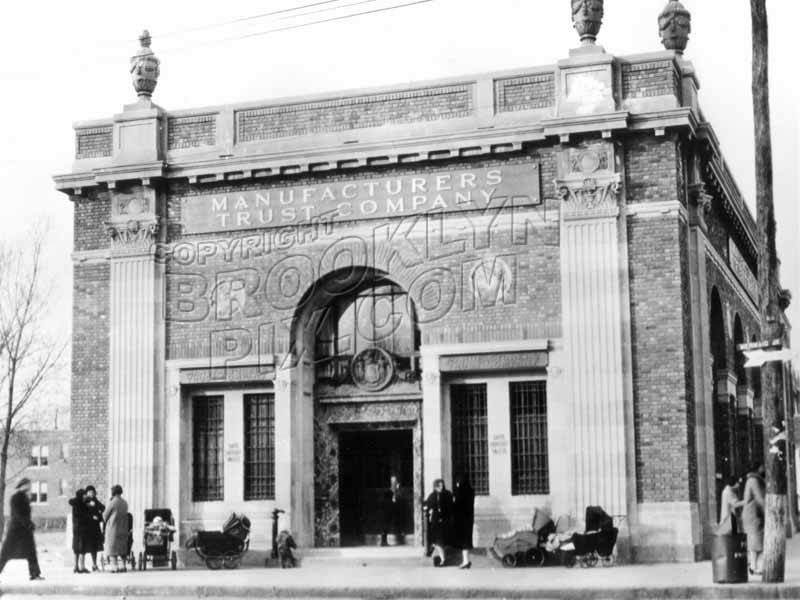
[{"left": 750, "top": 0, "right": 785, "bottom": 583}]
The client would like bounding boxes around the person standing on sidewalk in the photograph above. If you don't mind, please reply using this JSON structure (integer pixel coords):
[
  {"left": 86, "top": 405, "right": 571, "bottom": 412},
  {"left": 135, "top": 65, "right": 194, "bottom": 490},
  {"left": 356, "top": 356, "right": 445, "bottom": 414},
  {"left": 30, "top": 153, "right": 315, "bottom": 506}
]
[
  {"left": 84, "top": 485, "right": 105, "bottom": 571},
  {"left": 0, "top": 478, "right": 44, "bottom": 580},
  {"left": 742, "top": 463, "right": 766, "bottom": 575},
  {"left": 452, "top": 475, "right": 474, "bottom": 569},
  {"left": 423, "top": 479, "right": 453, "bottom": 567},
  {"left": 103, "top": 485, "right": 129, "bottom": 573},
  {"left": 719, "top": 475, "right": 744, "bottom": 527},
  {"left": 69, "top": 488, "right": 91, "bottom": 573}
]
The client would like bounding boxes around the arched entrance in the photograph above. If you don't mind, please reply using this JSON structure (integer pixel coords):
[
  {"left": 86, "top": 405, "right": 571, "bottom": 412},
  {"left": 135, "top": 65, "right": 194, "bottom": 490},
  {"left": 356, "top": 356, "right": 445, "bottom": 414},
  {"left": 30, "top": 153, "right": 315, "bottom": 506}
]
[{"left": 291, "top": 267, "right": 423, "bottom": 547}]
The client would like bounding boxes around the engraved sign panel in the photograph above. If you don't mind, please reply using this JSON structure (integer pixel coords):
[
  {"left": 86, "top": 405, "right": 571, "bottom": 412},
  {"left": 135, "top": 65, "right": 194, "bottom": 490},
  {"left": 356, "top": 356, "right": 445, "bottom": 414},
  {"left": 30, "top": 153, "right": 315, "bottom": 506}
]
[
  {"left": 182, "top": 163, "right": 540, "bottom": 233},
  {"left": 728, "top": 238, "right": 759, "bottom": 303}
]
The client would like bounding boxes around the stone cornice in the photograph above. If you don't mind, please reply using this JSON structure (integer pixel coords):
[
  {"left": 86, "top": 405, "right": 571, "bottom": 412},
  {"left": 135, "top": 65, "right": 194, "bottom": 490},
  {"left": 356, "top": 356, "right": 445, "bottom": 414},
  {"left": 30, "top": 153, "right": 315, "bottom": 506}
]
[{"left": 53, "top": 107, "right": 704, "bottom": 196}]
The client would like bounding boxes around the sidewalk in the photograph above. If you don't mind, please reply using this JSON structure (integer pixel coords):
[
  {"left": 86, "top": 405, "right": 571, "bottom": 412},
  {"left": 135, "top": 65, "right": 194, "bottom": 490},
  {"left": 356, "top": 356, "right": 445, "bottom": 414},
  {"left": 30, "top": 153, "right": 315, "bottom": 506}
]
[{"left": 2, "top": 536, "right": 800, "bottom": 599}]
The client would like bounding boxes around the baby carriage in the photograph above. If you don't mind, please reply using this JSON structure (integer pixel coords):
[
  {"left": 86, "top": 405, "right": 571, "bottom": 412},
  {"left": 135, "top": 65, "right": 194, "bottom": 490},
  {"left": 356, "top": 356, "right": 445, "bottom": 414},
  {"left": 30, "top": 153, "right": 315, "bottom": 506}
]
[
  {"left": 491, "top": 508, "right": 555, "bottom": 567},
  {"left": 138, "top": 508, "right": 178, "bottom": 570},
  {"left": 558, "top": 506, "right": 618, "bottom": 568},
  {"left": 185, "top": 512, "right": 251, "bottom": 570}
]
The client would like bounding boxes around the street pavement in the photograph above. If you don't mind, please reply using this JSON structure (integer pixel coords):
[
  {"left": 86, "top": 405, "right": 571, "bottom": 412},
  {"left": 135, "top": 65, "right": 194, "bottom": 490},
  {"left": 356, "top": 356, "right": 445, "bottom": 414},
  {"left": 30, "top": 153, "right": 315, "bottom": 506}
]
[{"left": 2, "top": 534, "right": 800, "bottom": 599}]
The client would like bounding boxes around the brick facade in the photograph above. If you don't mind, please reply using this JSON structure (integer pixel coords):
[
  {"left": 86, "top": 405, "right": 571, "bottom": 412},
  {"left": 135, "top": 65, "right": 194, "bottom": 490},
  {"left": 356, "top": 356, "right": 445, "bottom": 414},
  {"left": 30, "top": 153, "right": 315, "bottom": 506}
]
[
  {"left": 71, "top": 261, "right": 109, "bottom": 496},
  {"left": 58, "top": 46, "right": 786, "bottom": 562}
]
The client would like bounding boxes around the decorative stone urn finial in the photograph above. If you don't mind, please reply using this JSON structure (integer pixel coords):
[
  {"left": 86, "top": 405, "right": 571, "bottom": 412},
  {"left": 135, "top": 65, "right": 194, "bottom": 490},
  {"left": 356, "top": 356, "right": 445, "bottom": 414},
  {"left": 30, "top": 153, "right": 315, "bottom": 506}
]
[
  {"left": 572, "top": 0, "right": 604, "bottom": 45},
  {"left": 659, "top": 1, "right": 692, "bottom": 55},
  {"left": 130, "top": 29, "right": 160, "bottom": 99}
]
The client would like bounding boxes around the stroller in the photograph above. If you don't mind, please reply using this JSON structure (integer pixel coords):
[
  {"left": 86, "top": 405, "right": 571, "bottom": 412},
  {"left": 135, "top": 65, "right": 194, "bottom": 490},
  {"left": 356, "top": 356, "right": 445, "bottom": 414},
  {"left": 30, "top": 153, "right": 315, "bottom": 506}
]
[
  {"left": 138, "top": 509, "right": 178, "bottom": 570},
  {"left": 185, "top": 513, "right": 251, "bottom": 570},
  {"left": 557, "top": 506, "right": 618, "bottom": 568},
  {"left": 491, "top": 508, "right": 555, "bottom": 567}
]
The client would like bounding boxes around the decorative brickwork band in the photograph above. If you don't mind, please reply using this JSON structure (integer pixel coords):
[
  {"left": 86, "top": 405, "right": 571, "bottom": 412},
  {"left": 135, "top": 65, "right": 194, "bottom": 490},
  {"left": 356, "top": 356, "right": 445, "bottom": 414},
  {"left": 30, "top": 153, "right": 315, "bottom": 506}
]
[
  {"left": 76, "top": 127, "right": 113, "bottom": 159},
  {"left": 494, "top": 74, "right": 555, "bottom": 113},
  {"left": 235, "top": 84, "right": 473, "bottom": 142},
  {"left": 168, "top": 115, "right": 217, "bottom": 150}
]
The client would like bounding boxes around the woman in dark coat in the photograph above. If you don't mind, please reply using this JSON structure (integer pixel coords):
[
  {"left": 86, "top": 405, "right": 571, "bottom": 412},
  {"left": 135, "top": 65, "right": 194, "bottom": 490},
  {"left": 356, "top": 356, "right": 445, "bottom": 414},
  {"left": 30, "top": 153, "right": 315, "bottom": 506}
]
[
  {"left": 69, "top": 488, "right": 91, "bottom": 573},
  {"left": 423, "top": 478, "right": 453, "bottom": 567},
  {"left": 452, "top": 475, "right": 475, "bottom": 569},
  {"left": 84, "top": 485, "right": 105, "bottom": 571},
  {"left": 0, "top": 478, "right": 43, "bottom": 580}
]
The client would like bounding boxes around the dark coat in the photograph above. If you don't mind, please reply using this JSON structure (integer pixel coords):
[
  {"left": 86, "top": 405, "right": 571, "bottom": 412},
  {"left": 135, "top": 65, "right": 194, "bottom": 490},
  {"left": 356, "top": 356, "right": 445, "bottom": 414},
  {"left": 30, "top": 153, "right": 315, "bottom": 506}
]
[
  {"left": 424, "top": 489, "right": 453, "bottom": 547},
  {"left": 84, "top": 496, "right": 105, "bottom": 552},
  {"left": 452, "top": 482, "right": 475, "bottom": 550},
  {"left": 0, "top": 490, "right": 37, "bottom": 560},
  {"left": 69, "top": 495, "right": 92, "bottom": 553}
]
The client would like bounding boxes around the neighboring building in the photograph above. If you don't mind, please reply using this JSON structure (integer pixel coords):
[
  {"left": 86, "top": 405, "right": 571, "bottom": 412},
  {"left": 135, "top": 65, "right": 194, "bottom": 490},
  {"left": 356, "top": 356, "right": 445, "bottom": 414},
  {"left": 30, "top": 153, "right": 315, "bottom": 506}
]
[
  {"left": 3, "top": 430, "right": 72, "bottom": 530},
  {"left": 54, "top": 3, "right": 795, "bottom": 562}
]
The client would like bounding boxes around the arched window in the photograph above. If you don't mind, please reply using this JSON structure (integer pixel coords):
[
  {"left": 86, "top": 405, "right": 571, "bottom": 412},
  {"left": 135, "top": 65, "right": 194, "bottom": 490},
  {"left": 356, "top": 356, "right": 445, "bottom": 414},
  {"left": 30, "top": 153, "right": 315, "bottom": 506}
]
[{"left": 315, "top": 279, "right": 420, "bottom": 386}]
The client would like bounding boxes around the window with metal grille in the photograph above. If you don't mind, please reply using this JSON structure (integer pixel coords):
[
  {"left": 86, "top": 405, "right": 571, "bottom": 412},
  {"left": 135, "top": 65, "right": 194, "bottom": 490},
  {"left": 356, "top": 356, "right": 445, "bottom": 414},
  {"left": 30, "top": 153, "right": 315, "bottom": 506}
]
[
  {"left": 193, "top": 395, "right": 224, "bottom": 502},
  {"left": 450, "top": 383, "right": 489, "bottom": 495},
  {"left": 244, "top": 393, "right": 275, "bottom": 500},
  {"left": 510, "top": 381, "right": 549, "bottom": 495}
]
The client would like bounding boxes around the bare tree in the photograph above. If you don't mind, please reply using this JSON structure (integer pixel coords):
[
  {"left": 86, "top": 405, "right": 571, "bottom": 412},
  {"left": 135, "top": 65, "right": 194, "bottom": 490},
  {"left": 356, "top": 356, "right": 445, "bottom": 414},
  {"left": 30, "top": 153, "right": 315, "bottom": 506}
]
[
  {"left": 0, "top": 226, "right": 66, "bottom": 534},
  {"left": 750, "top": 0, "right": 786, "bottom": 583}
]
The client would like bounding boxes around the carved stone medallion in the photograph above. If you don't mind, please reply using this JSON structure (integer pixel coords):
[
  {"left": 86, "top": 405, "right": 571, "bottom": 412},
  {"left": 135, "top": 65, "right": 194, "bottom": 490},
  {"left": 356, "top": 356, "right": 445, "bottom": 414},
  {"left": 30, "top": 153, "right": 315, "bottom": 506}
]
[{"left": 351, "top": 347, "right": 394, "bottom": 392}]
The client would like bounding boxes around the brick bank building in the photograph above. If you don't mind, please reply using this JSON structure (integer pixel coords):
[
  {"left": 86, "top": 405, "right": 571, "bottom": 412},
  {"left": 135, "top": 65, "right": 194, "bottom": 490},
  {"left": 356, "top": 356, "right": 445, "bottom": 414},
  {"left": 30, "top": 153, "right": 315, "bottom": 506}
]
[{"left": 55, "top": 2, "right": 796, "bottom": 563}]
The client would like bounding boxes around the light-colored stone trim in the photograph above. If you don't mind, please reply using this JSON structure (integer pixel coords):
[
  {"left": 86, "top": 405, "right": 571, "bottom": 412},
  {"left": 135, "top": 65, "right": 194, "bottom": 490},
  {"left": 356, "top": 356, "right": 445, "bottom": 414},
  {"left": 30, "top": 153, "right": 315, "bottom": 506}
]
[
  {"left": 625, "top": 200, "right": 687, "bottom": 219},
  {"left": 420, "top": 338, "right": 549, "bottom": 359},
  {"left": 71, "top": 249, "right": 110, "bottom": 263}
]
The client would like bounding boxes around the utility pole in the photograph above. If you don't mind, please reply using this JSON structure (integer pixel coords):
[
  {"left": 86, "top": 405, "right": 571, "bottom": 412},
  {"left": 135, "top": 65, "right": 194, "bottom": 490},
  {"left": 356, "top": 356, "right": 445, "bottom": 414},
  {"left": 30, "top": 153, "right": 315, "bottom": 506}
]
[{"left": 750, "top": 0, "right": 786, "bottom": 583}]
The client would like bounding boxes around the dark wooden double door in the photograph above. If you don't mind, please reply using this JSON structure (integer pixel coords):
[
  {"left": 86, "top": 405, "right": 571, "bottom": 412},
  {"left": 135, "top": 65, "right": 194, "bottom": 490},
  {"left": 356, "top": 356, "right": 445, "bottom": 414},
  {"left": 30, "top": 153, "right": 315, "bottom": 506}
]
[{"left": 338, "top": 429, "right": 413, "bottom": 546}]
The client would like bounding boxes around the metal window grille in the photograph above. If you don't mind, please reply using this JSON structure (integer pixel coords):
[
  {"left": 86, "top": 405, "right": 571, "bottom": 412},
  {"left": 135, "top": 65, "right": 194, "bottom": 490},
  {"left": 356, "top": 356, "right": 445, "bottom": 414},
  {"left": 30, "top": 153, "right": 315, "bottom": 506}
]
[
  {"left": 510, "top": 381, "right": 549, "bottom": 495},
  {"left": 450, "top": 383, "right": 489, "bottom": 495},
  {"left": 192, "top": 395, "right": 224, "bottom": 502},
  {"left": 244, "top": 393, "right": 276, "bottom": 500}
]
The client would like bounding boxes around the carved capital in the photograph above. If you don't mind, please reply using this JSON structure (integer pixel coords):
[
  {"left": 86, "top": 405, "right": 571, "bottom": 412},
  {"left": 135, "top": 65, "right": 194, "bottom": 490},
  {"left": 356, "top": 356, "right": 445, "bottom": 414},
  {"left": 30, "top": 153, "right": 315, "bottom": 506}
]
[
  {"left": 555, "top": 145, "right": 620, "bottom": 218},
  {"left": 106, "top": 217, "right": 159, "bottom": 250},
  {"left": 688, "top": 182, "right": 712, "bottom": 231}
]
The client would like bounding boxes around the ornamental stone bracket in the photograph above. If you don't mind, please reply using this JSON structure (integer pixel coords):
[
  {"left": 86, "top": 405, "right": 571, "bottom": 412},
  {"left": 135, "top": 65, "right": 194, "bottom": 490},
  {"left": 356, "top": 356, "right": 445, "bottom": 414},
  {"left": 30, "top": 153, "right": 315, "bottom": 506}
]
[
  {"left": 554, "top": 144, "right": 621, "bottom": 219},
  {"left": 688, "top": 182, "right": 712, "bottom": 231}
]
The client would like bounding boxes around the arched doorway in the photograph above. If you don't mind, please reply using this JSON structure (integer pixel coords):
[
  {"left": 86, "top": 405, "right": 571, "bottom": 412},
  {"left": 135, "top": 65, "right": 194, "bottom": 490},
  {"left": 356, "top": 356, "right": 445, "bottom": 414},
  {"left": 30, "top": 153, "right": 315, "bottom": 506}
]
[{"left": 291, "top": 267, "right": 423, "bottom": 547}]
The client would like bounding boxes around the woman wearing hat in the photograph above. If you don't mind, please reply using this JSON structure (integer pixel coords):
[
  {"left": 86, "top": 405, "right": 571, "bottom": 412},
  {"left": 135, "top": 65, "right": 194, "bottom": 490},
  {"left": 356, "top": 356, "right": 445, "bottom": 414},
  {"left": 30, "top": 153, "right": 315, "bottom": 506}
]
[
  {"left": 69, "top": 488, "right": 91, "bottom": 573},
  {"left": 102, "top": 484, "right": 129, "bottom": 573},
  {"left": 0, "top": 478, "right": 44, "bottom": 580},
  {"left": 84, "top": 485, "right": 105, "bottom": 571}
]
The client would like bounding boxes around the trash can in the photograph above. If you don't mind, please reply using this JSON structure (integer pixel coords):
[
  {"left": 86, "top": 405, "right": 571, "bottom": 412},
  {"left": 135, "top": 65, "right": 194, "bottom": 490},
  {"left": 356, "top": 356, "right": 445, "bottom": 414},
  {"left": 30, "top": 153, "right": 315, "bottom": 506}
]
[{"left": 712, "top": 516, "right": 748, "bottom": 584}]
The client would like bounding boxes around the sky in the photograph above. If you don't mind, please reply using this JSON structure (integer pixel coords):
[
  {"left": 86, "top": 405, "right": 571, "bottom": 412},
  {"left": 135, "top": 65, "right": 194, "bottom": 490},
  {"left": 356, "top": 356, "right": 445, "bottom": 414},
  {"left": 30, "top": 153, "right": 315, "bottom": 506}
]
[{"left": 0, "top": 0, "right": 797, "bottom": 401}]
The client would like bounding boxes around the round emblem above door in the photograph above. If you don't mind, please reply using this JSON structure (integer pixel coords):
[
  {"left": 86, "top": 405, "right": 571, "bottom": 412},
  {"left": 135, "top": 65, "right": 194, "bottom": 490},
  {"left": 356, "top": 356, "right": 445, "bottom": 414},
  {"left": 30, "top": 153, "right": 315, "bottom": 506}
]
[{"left": 351, "top": 347, "right": 395, "bottom": 391}]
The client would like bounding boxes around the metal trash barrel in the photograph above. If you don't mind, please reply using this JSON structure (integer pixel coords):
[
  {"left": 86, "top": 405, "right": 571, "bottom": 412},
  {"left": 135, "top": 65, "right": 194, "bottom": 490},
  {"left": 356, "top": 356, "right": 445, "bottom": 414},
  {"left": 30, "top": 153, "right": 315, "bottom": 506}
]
[{"left": 711, "top": 533, "right": 748, "bottom": 583}]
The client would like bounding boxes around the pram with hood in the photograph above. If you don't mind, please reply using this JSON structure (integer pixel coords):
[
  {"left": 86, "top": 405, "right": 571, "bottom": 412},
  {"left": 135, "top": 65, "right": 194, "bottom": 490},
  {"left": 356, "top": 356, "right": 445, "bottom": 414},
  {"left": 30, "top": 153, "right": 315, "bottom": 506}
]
[
  {"left": 491, "top": 508, "right": 555, "bottom": 567},
  {"left": 553, "top": 506, "right": 618, "bottom": 568},
  {"left": 138, "top": 508, "right": 178, "bottom": 570},
  {"left": 185, "top": 512, "right": 251, "bottom": 570}
]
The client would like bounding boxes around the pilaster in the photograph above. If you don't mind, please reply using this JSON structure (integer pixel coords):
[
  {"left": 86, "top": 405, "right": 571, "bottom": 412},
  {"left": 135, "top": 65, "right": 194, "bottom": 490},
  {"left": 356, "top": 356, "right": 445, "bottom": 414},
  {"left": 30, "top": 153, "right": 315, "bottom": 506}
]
[
  {"left": 556, "top": 141, "right": 627, "bottom": 517},
  {"left": 421, "top": 352, "right": 446, "bottom": 492},
  {"left": 107, "top": 183, "right": 164, "bottom": 555}
]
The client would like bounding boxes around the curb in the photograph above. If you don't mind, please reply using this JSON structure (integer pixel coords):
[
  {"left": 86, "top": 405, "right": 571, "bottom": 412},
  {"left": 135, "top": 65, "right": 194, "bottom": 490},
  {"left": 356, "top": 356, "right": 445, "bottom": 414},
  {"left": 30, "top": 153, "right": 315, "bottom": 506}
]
[{"left": 1, "top": 583, "right": 799, "bottom": 599}]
